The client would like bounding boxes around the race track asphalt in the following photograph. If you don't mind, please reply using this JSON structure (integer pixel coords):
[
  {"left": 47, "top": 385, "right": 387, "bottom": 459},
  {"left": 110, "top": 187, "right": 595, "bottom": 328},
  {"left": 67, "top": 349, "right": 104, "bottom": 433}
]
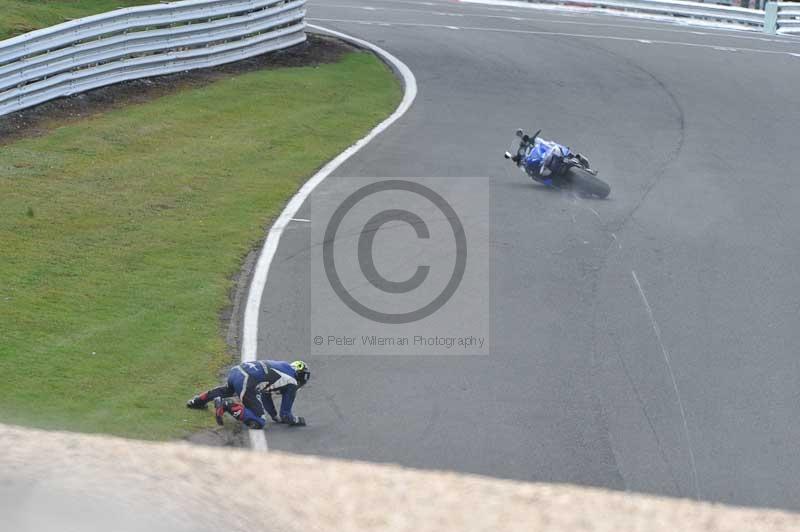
[{"left": 256, "top": 0, "right": 800, "bottom": 511}]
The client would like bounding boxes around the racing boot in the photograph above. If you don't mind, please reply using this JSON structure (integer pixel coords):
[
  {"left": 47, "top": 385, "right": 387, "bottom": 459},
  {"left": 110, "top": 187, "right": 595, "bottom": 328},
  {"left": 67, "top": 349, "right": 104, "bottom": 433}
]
[
  {"left": 280, "top": 415, "right": 307, "bottom": 427},
  {"left": 186, "top": 393, "right": 209, "bottom": 409}
]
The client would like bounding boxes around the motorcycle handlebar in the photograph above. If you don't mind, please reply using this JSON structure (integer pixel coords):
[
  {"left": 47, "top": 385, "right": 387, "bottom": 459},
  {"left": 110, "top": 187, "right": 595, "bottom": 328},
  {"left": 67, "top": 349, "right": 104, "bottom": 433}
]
[
  {"left": 517, "top": 129, "right": 541, "bottom": 145},
  {"left": 507, "top": 128, "right": 542, "bottom": 163}
]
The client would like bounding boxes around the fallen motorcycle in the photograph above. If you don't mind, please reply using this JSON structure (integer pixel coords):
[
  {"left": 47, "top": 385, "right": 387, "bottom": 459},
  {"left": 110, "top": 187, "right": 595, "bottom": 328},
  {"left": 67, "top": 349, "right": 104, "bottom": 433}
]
[{"left": 504, "top": 129, "right": 610, "bottom": 199}]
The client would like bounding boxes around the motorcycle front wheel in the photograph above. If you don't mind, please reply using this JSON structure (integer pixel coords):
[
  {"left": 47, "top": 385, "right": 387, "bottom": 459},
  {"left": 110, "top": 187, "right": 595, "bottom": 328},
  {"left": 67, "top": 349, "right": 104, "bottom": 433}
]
[{"left": 567, "top": 167, "right": 610, "bottom": 199}]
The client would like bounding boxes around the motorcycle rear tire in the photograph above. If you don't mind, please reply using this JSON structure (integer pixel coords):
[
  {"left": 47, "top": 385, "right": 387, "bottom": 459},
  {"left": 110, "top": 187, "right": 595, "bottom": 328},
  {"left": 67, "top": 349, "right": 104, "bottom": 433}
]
[{"left": 568, "top": 167, "right": 610, "bottom": 198}]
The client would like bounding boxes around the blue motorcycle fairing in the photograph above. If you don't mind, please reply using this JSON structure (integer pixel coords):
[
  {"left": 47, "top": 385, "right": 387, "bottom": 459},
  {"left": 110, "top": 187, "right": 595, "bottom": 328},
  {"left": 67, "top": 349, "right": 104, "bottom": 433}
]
[{"left": 523, "top": 139, "right": 570, "bottom": 175}]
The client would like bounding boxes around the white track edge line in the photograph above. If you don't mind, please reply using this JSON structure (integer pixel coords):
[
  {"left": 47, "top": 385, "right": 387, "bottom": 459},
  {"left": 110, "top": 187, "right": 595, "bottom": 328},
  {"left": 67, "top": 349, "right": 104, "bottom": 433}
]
[{"left": 242, "top": 24, "right": 418, "bottom": 452}]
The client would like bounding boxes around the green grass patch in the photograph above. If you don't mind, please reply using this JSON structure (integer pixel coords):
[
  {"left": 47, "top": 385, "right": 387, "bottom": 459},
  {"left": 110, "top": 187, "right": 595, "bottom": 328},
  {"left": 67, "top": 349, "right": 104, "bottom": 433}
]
[
  {"left": 0, "top": 51, "right": 401, "bottom": 439},
  {"left": 0, "top": 1, "right": 156, "bottom": 40}
]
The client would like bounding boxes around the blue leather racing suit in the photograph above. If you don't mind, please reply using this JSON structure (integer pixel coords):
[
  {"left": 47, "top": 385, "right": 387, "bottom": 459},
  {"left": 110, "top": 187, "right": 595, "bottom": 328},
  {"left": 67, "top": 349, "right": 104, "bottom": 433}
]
[{"left": 196, "top": 360, "right": 301, "bottom": 429}]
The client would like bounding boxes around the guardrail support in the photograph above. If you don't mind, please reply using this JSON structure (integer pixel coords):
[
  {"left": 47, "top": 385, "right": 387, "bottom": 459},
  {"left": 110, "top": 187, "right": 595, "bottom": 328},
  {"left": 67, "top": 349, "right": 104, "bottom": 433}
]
[{"left": 764, "top": 1, "right": 778, "bottom": 34}]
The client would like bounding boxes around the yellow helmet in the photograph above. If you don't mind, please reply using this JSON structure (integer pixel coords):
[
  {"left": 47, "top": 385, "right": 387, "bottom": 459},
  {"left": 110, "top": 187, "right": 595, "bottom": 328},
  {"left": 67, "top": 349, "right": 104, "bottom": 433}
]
[{"left": 291, "top": 360, "right": 310, "bottom": 386}]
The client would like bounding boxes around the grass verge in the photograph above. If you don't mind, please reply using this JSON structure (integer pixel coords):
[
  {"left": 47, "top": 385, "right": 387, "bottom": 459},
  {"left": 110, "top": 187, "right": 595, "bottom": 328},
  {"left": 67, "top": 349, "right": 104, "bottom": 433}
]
[
  {"left": 0, "top": 1, "right": 156, "bottom": 40},
  {"left": 0, "top": 50, "right": 401, "bottom": 439}
]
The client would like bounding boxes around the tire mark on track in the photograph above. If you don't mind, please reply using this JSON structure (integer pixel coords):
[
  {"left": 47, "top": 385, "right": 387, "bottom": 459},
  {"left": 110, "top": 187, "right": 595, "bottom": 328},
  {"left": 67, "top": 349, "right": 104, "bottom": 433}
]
[
  {"left": 579, "top": 40, "right": 690, "bottom": 494},
  {"left": 586, "top": 40, "right": 686, "bottom": 234},
  {"left": 494, "top": 26, "right": 690, "bottom": 492},
  {"left": 607, "top": 332, "right": 683, "bottom": 495},
  {"left": 632, "top": 270, "right": 701, "bottom": 499}
]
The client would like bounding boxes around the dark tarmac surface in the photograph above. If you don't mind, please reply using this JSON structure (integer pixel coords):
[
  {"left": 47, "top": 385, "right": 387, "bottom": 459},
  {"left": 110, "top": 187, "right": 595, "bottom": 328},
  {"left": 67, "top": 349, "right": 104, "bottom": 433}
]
[{"left": 256, "top": 0, "right": 800, "bottom": 511}]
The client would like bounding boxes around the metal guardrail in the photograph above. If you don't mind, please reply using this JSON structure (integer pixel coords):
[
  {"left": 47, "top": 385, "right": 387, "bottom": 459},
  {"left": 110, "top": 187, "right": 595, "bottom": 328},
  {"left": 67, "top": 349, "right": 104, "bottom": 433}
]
[
  {"left": 0, "top": 0, "right": 306, "bottom": 117},
  {"left": 525, "top": 0, "right": 766, "bottom": 28},
  {"left": 521, "top": 0, "right": 800, "bottom": 35},
  {"left": 773, "top": 1, "right": 800, "bottom": 33}
]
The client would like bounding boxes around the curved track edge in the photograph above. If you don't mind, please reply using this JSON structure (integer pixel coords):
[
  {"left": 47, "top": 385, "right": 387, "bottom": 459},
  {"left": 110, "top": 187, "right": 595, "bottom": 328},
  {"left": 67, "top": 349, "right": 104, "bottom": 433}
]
[{"left": 240, "top": 25, "right": 418, "bottom": 451}]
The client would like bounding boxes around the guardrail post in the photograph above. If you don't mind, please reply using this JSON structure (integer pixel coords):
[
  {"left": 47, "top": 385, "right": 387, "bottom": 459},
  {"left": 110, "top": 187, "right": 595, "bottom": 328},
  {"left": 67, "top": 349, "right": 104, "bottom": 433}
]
[{"left": 764, "top": 1, "right": 778, "bottom": 34}]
